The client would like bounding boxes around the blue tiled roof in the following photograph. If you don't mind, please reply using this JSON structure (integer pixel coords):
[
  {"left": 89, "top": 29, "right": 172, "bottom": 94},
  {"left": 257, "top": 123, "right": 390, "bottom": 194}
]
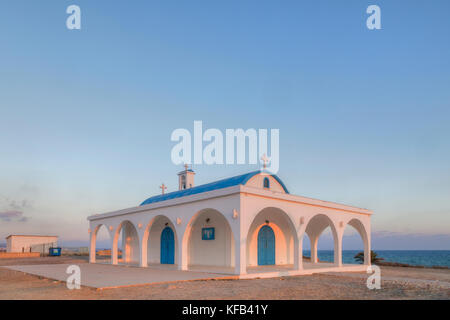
[{"left": 140, "top": 170, "right": 289, "bottom": 206}]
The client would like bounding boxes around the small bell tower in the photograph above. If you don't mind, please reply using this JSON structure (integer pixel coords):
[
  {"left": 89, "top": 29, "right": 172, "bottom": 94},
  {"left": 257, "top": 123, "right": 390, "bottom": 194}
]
[{"left": 178, "top": 164, "right": 195, "bottom": 190}]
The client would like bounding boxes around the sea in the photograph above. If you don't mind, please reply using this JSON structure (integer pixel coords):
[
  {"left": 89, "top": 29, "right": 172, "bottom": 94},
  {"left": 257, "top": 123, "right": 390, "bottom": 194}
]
[{"left": 304, "top": 250, "right": 450, "bottom": 268}]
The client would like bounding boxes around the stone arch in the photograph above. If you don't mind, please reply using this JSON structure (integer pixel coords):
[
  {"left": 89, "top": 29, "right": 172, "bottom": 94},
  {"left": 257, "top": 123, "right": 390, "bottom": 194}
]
[
  {"left": 246, "top": 207, "right": 298, "bottom": 269},
  {"left": 141, "top": 215, "right": 179, "bottom": 267},
  {"left": 182, "top": 208, "right": 235, "bottom": 270},
  {"left": 342, "top": 218, "right": 370, "bottom": 265},
  {"left": 89, "top": 223, "right": 112, "bottom": 264},
  {"left": 304, "top": 214, "right": 339, "bottom": 264},
  {"left": 113, "top": 220, "right": 140, "bottom": 265}
]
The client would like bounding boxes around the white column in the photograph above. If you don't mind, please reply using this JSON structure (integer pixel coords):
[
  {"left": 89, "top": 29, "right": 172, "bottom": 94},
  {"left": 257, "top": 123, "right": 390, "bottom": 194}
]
[
  {"left": 334, "top": 234, "right": 343, "bottom": 267},
  {"left": 178, "top": 233, "right": 188, "bottom": 271},
  {"left": 234, "top": 234, "right": 246, "bottom": 275},
  {"left": 89, "top": 231, "right": 96, "bottom": 264},
  {"left": 140, "top": 249, "right": 147, "bottom": 267},
  {"left": 123, "top": 231, "right": 128, "bottom": 263},
  {"left": 364, "top": 235, "right": 371, "bottom": 266},
  {"left": 111, "top": 235, "right": 118, "bottom": 265},
  {"left": 140, "top": 235, "right": 147, "bottom": 268},
  {"left": 310, "top": 235, "right": 319, "bottom": 264},
  {"left": 294, "top": 236, "right": 303, "bottom": 270}
]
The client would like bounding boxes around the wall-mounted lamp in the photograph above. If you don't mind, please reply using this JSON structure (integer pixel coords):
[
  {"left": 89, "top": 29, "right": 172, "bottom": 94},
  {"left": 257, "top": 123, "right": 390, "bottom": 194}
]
[
  {"left": 109, "top": 226, "right": 113, "bottom": 231},
  {"left": 265, "top": 220, "right": 270, "bottom": 224},
  {"left": 138, "top": 223, "right": 143, "bottom": 229},
  {"left": 206, "top": 218, "right": 210, "bottom": 223},
  {"left": 176, "top": 218, "right": 182, "bottom": 225},
  {"left": 300, "top": 217, "right": 305, "bottom": 225}
]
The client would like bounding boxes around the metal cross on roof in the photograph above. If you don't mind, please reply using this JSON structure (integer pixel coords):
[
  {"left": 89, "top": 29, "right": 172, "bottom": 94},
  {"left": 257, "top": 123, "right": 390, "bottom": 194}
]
[
  {"left": 159, "top": 183, "right": 167, "bottom": 195},
  {"left": 260, "top": 153, "right": 270, "bottom": 169}
]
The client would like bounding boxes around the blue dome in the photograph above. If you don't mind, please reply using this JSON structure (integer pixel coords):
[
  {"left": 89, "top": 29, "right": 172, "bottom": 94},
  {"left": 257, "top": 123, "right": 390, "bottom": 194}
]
[{"left": 140, "top": 170, "right": 289, "bottom": 206}]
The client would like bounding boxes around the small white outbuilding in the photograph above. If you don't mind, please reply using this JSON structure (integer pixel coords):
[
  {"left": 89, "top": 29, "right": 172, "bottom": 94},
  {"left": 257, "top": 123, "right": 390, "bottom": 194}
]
[{"left": 6, "top": 235, "right": 58, "bottom": 254}]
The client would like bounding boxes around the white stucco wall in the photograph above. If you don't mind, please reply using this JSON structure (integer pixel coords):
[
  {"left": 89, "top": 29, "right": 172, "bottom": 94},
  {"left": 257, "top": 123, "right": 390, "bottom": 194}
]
[{"left": 188, "top": 209, "right": 235, "bottom": 267}]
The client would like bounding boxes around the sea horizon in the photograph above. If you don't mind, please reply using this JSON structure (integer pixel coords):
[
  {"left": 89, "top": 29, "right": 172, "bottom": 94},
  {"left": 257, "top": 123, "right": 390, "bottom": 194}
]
[{"left": 304, "top": 250, "right": 450, "bottom": 268}]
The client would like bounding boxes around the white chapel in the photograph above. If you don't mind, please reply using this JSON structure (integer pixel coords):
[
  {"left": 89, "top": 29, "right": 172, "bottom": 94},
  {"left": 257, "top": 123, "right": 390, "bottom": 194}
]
[{"left": 88, "top": 167, "right": 372, "bottom": 277}]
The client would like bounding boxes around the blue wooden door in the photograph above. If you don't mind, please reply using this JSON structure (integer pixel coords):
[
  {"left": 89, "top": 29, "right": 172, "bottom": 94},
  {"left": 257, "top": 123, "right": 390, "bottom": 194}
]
[
  {"left": 258, "top": 225, "right": 275, "bottom": 265},
  {"left": 160, "top": 227, "right": 175, "bottom": 264}
]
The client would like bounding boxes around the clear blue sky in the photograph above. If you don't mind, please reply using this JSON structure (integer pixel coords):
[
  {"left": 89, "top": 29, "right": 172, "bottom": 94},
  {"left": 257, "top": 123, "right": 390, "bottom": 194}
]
[{"left": 0, "top": 1, "right": 449, "bottom": 249}]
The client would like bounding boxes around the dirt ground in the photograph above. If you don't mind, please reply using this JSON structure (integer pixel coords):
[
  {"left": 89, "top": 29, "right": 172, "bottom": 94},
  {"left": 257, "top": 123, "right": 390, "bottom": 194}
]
[{"left": 0, "top": 256, "right": 448, "bottom": 300}]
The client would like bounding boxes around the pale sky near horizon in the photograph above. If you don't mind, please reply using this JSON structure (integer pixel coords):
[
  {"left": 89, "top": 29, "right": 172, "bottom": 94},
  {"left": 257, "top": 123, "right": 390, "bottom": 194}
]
[{"left": 0, "top": 1, "right": 449, "bottom": 249}]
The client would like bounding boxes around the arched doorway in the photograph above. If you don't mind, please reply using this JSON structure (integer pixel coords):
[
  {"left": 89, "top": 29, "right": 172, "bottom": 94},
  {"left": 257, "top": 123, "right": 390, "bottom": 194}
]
[
  {"left": 246, "top": 207, "right": 298, "bottom": 270},
  {"left": 160, "top": 226, "right": 175, "bottom": 264},
  {"left": 304, "top": 214, "right": 338, "bottom": 265},
  {"left": 143, "top": 215, "right": 179, "bottom": 267},
  {"left": 258, "top": 225, "right": 275, "bottom": 265},
  {"left": 90, "top": 224, "right": 111, "bottom": 264},
  {"left": 342, "top": 218, "right": 370, "bottom": 265},
  {"left": 113, "top": 220, "right": 140, "bottom": 265}
]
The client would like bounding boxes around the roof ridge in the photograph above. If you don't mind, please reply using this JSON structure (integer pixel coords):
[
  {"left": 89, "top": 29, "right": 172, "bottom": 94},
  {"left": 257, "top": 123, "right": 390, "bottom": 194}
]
[{"left": 140, "top": 170, "right": 265, "bottom": 206}]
